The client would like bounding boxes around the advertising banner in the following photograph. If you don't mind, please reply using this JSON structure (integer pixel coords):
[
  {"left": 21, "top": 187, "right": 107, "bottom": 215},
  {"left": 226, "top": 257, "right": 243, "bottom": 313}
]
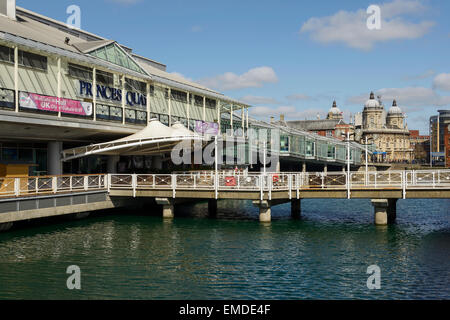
[
  {"left": 195, "top": 121, "right": 219, "bottom": 135},
  {"left": 19, "top": 92, "right": 93, "bottom": 116}
]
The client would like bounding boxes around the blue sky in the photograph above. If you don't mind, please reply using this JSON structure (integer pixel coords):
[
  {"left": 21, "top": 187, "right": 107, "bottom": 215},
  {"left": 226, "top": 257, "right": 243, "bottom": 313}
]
[{"left": 17, "top": 0, "right": 450, "bottom": 133}]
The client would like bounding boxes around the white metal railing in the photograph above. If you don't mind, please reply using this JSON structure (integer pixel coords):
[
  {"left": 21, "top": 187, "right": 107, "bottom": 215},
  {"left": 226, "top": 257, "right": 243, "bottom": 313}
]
[
  {"left": 0, "top": 174, "right": 107, "bottom": 198},
  {"left": 107, "top": 169, "right": 450, "bottom": 200},
  {"left": 1, "top": 170, "right": 449, "bottom": 200}
]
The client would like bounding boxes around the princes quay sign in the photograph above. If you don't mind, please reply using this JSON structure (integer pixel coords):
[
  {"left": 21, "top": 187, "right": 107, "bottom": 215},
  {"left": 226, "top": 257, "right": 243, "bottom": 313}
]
[{"left": 79, "top": 80, "right": 146, "bottom": 108}]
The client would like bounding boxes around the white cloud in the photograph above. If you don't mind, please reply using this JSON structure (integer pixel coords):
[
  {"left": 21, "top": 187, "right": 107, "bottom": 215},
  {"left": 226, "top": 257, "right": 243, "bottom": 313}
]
[
  {"left": 403, "top": 69, "right": 436, "bottom": 81},
  {"left": 191, "top": 26, "right": 203, "bottom": 33},
  {"left": 433, "top": 73, "right": 450, "bottom": 91},
  {"left": 169, "top": 72, "right": 193, "bottom": 83},
  {"left": 240, "top": 95, "right": 281, "bottom": 105},
  {"left": 346, "top": 87, "right": 450, "bottom": 110},
  {"left": 198, "top": 66, "right": 278, "bottom": 91},
  {"left": 299, "top": 0, "right": 434, "bottom": 50},
  {"left": 286, "top": 94, "right": 312, "bottom": 101},
  {"left": 250, "top": 106, "right": 326, "bottom": 121}
]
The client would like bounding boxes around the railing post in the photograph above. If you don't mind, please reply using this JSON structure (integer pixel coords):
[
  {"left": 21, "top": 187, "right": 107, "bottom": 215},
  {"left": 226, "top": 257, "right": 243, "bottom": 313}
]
[
  {"left": 321, "top": 172, "right": 324, "bottom": 189},
  {"left": 432, "top": 172, "right": 435, "bottom": 189},
  {"left": 107, "top": 174, "right": 111, "bottom": 193},
  {"left": 269, "top": 174, "right": 272, "bottom": 201},
  {"left": 52, "top": 177, "right": 57, "bottom": 194},
  {"left": 215, "top": 172, "right": 218, "bottom": 200},
  {"left": 347, "top": 172, "right": 351, "bottom": 199},
  {"left": 288, "top": 174, "right": 292, "bottom": 200},
  {"left": 84, "top": 176, "right": 88, "bottom": 191},
  {"left": 260, "top": 174, "right": 263, "bottom": 201},
  {"left": 14, "top": 178, "right": 20, "bottom": 197},
  {"left": 172, "top": 174, "right": 176, "bottom": 198},
  {"left": 35, "top": 177, "right": 38, "bottom": 194},
  {"left": 402, "top": 171, "right": 406, "bottom": 199},
  {"left": 132, "top": 174, "right": 137, "bottom": 198}
]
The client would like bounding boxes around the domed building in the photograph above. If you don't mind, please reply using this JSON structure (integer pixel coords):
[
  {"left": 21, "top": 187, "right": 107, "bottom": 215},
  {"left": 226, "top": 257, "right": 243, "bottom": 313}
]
[
  {"left": 327, "top": 101, "right": 344, "bottom": 120},
  {"left": 358, "top": 93, "right": 413, "bottom": 163},
  {"left": 362, "top": 92, "right": 385, "bottom": 129}
]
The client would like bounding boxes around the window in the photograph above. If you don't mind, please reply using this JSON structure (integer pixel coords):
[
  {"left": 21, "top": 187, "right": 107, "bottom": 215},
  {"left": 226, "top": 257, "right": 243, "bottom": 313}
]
[
  {"left": 19, "top": 50, "right": 47, "bottom": 71},
  {"left": 327, "top": 145, "right": 335, "bottom": 158},
  {"left": 96, "top": 70, "right": 114, "bottom": 86},
  {"left": 0, "top": 88, "right": 15, "bottom": 109},
  {"left": 205, "top": 98, "right": 216, "bottom": 109},
  {"left": 170, "top": 89, "right": 187, "bottom": 102},
  {"left": 0, "top": 45, "right": 14, "bottom": 63},
  {"left": 306, "top": 141, "right": 315, "bottom": 156},
  {"left": 150, "top": 113, "right": 160, "bottom": 121},
  {"left": 89, "top": 43, "right": 146, "bottom": 75},
  {"left": 68, "top": 63, "right": 93, "bottom": 80},
  {"left": 160, "top": 114, "right": 169, "bottom": 126},
  {"left": 280, "top": 136, "right": 289, "bottom": 152},
  {"left": 125, "top": 78, "right": 147, "bottom": 94},
  {"left": 194, "top": 95, "right": 203, "bottom": 107}
]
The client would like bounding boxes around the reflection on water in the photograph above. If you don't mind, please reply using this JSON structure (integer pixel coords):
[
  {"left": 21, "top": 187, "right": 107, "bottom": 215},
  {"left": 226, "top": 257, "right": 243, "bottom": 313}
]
[{"left": 0, "top": 199, "right": 449, "bottom": 299}]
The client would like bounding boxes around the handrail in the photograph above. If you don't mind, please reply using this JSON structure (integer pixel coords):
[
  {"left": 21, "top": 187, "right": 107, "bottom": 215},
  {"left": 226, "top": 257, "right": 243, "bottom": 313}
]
[
  {"left": 1, "top": 170, "right": 450, "bottom": 200},
  {"left": 107, "top": 169, "right": 450, "bottom": 198},
  {"left": 0, "top": 174, "right": 107, "bottom": 198}
]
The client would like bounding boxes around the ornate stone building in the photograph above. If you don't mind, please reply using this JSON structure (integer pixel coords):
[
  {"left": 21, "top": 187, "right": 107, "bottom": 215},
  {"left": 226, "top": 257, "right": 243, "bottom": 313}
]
[
  {"left": 357, "top": 92, "right": 413, "bottom": 162},
  {"left": 327, "top": 101, "right": 344, "bottom": 121}
]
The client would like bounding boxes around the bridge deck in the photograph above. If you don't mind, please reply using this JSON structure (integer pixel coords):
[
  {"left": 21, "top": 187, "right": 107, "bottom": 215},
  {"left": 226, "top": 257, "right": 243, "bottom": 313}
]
[
  {"left": 108, "top": 170, "right": 450, "bottom": 200},
  {"left": 0, "top": 170, "right": 449, "bottom": 227},
  {"left": 1, "top": 170, "right": 450, "bottom": 201}
]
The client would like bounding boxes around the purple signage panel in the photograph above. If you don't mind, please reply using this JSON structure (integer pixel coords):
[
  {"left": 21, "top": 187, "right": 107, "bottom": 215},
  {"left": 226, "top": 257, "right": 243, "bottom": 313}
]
[{"left": 195, "top": 121, "right": 219, "bottom": 135}]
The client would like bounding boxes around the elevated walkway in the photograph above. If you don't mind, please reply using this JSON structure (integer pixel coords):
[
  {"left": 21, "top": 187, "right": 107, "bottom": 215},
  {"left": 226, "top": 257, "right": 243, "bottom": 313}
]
[{"left": 0, "top": 169, "right": 449, "bottom": 229}]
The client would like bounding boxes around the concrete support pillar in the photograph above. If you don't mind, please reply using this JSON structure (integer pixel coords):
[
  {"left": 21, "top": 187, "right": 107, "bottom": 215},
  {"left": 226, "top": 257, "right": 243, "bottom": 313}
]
[
  {"left": 208, "top": 199, "right": 218, "bottom": 217},
  {"left": 371, "top": 199, "right": 397, "bottom": 225},
  {"left": 253, "top": 200, "right": 271, "bottom": 222},
  {"left": 156, "top": 198, "right": 174, "bottom": 219},
  {"left": 372, "top": 200, "right": 388, "bottom": 225},
  {"left": 47, "top": 141, "right": 63, "bottom": 176},
  {"left": 291, "top": 199, "right": 301, "bottom": 219},
  {"left": 302, "top": 162, "right": 306, "bottom": 173},
  {"left": 107, "top": 156, "right": 120, "bottom": 174}
]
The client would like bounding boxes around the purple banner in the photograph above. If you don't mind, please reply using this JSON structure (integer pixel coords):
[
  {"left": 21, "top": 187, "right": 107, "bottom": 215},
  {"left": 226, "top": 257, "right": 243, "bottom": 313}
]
[
  {"left": 20, "top": 92, "right": 93, "bottom": 116},
  {"left": 195, "top": 121, "right": 219, "bottom": 135}
]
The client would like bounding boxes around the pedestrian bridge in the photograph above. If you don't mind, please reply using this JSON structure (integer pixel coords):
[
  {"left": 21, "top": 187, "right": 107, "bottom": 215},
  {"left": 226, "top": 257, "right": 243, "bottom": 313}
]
[{"left": 0, "top": 170, "right": 449, "bottom": 229}]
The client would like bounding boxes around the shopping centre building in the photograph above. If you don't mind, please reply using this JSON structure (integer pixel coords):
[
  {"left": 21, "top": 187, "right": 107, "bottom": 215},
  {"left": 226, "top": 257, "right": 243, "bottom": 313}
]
[{"left": 0, "top": 1, "right": 366, "bottom": 177}]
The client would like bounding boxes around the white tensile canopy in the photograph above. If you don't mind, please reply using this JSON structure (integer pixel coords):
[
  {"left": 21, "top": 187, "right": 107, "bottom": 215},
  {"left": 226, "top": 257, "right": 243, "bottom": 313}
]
[{"left": 62, "top": 119, "right": 204, "bottom": 161}]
